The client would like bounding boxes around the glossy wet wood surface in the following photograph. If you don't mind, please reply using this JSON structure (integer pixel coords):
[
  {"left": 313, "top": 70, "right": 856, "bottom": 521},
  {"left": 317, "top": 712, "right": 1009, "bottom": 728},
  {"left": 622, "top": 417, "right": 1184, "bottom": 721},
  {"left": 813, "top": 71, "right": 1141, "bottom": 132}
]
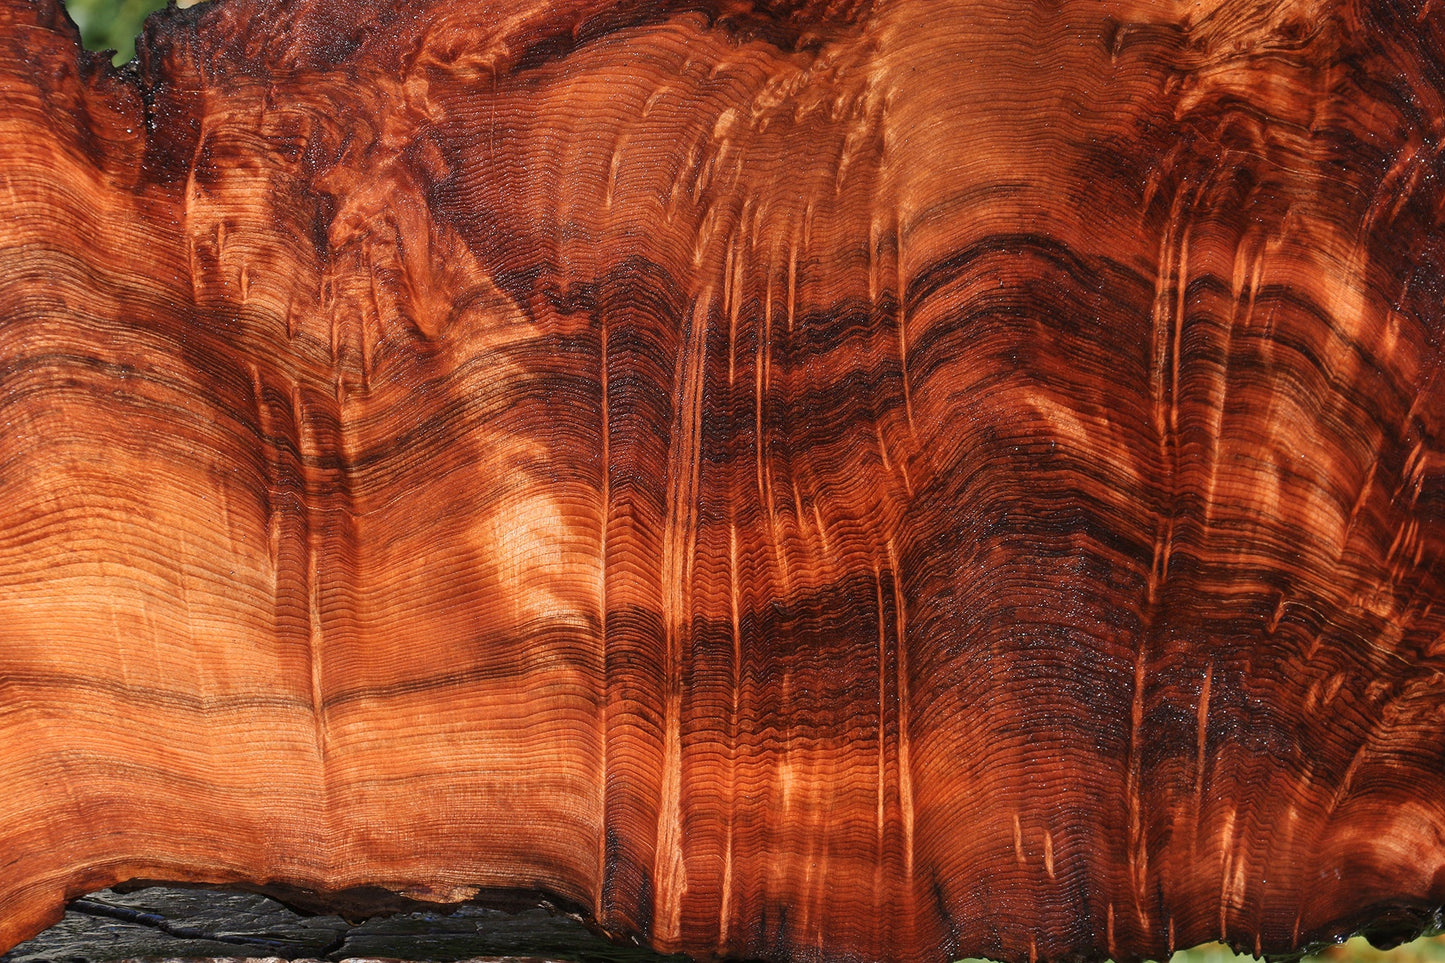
[{"left": 0, "top": 0, "right": 1442, "bottom": 960}]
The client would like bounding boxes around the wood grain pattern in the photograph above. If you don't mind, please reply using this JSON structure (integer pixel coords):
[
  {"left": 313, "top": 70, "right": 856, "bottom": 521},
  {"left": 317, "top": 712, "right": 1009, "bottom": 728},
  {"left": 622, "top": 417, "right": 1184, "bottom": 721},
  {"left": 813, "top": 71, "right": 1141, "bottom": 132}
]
[{"left": 0, "top": 0, "right": 1443, "bottom": 960}]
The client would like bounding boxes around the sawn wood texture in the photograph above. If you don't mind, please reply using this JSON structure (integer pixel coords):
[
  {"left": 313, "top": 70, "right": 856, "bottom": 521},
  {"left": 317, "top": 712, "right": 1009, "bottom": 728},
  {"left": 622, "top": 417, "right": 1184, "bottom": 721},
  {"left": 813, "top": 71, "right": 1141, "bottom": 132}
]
[{"left": 0, "top": 0, "right": 1443, "bottom": 960}]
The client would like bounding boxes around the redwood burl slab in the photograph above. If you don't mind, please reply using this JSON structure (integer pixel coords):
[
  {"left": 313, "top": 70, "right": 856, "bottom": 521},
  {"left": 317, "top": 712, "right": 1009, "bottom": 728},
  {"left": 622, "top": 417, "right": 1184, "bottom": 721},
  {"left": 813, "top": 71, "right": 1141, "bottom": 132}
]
[{"left": 1, "top": 0, "right": 1443, "bottom": 960}]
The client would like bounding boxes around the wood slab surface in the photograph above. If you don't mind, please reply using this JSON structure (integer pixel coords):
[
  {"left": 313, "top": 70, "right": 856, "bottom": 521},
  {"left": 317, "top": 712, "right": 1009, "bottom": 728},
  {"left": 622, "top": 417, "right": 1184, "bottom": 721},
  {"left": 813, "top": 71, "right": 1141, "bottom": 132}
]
[{"left": 0, "top": 0, "right": 1442, "bottom": 960}]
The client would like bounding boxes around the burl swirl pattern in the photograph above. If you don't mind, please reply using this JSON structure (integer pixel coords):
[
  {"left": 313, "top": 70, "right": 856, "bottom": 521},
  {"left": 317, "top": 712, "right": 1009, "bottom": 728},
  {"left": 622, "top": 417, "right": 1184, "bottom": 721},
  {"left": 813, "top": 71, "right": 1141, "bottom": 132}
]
[{"left": 1, "top": 0, "right": 1443, "bottom": 960}]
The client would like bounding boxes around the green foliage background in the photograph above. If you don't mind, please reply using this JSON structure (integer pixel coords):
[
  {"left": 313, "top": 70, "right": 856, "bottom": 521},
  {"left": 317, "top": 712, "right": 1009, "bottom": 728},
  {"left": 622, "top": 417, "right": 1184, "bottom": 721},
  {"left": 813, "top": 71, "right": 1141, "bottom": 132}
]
[
  {"left": 46, "top": 1, "right": 1445, "bottom": 962},
  {"left": 64, "top": 0, "right": 170, "bottom": 63}
]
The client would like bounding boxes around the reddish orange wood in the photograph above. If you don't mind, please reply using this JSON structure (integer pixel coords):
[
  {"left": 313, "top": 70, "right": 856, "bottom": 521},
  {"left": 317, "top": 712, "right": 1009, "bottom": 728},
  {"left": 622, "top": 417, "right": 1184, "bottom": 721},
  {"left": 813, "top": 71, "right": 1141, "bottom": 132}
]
[{"left": 0, "top": 0, "right": 1442, "bottom": 960}]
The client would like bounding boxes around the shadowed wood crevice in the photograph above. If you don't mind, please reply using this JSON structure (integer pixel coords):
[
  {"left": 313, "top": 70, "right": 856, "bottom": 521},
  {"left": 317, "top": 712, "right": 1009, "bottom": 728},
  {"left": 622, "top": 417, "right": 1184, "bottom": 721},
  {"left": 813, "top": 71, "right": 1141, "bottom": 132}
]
[{"left": 0, "top": 0, "right": 1443, "bottom": 961}]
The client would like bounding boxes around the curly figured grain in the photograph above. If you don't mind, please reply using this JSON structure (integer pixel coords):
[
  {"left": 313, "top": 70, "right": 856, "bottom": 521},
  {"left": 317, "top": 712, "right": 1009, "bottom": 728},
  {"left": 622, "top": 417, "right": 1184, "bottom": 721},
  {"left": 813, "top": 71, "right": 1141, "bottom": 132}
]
[{"left": 0, "top": 0, "right": 1443, "bottom": 960}]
